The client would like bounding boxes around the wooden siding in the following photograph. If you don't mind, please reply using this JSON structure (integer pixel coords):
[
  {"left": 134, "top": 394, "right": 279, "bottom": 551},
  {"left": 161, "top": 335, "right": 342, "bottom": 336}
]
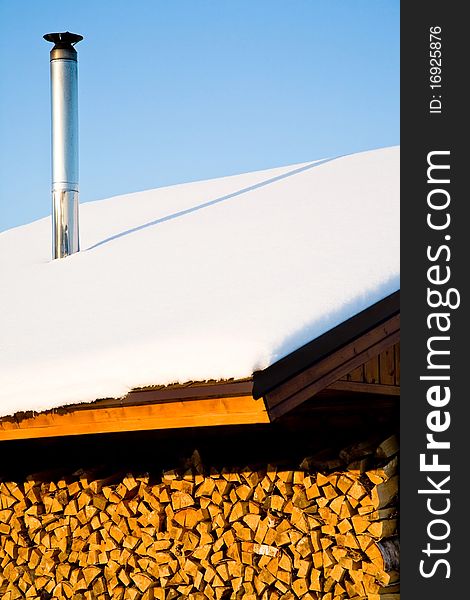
[{"left": 337, "top": 342, "right": 400, "bottom": 388}]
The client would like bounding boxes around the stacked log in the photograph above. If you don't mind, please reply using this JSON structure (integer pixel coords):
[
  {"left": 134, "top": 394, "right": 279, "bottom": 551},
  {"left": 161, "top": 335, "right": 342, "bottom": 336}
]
[{"left": 0, "top": 436, "right": 399, "bottom": 599}]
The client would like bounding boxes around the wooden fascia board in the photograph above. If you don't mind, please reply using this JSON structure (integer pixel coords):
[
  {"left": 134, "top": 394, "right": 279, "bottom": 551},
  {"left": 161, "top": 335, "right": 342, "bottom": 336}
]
[
  {"left": 0, "top": 395, "right": 270, "bottom": 441},
  {"left": 265, "top": 314, "right": 400, "bottom": 419},
  {"left": 253, "top": 291, "right": 400, "bottom": 398}
]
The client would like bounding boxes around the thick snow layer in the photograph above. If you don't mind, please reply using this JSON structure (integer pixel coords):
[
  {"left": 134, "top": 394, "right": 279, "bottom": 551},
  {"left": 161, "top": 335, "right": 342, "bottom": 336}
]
[{"left": 0, "top": 147, "right": 399, "bottom": 417}]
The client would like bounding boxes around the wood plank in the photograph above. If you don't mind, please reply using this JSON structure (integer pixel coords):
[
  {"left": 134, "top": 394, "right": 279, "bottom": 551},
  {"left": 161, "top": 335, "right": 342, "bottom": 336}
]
[
  {"left": 121, "top": 380, "right": 254, "bottom": 405},
  {"left": 379, "top": 347, "right": 395, "bottom": 385},
  {"left": 0, "top": 396, "right": 270, "bottom": 441},
  {"left": 327, "top": 381, "right": 399, "bottom": 396},
  {"left": 364, "top": 356, "right": 380, "bottom": 384},
  {"left": 253, "top": 291, "right": 399, "bottom": 398},
  {"left": 394, "top": 343, "right": 400, "bottom": 386},
  {"left": 343, "top": 343, "right": 400, "bottom": 386},
  {"left": 268, "top": 330, "right": 399, "bottom": 419},
  {"left": 265, "top": 315, "right": 400, "bottom": 419},
  {"left": 342, "top": 364, "right": 364, "bottom": 383},
  {"left": 267, "top": 315, "right": 399, "bottom": 410},
  {"left": 56, "top": 380, "right": 254, "bottom": 413}
]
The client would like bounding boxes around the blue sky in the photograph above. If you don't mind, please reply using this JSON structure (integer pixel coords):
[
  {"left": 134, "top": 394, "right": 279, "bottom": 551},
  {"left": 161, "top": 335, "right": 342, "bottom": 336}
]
[{"left": 0, "top": 0, "right": 399, "bottom": 232}]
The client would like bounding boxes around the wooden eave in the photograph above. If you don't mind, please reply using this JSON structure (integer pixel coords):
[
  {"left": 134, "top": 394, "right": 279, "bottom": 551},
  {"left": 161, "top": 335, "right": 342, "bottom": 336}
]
[
  {"left": 0, "top": 380, "right": 268, "bottom": 441},
  {"left": 252, "top": 292, "right": 400, "bottom": 419},
  {"left": 0, "top": 292, "right": 399, "bottom": 441}
]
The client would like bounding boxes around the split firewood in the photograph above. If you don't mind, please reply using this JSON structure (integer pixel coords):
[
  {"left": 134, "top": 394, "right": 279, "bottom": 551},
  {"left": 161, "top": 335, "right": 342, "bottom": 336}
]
[{"left": 0, "top": 434, "right": 399, "bottom": 598}]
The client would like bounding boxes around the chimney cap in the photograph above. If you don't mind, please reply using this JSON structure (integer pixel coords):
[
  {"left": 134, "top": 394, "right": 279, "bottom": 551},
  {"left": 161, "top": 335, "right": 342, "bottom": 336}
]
[{"left": 43, "top": 32, "right": 83, "bottom": 48}]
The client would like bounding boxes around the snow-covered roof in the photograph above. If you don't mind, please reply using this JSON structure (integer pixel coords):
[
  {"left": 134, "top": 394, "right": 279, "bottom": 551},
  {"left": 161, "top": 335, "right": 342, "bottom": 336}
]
[{"left": 0, "top": 147, "right": 399, "bottom": 418}]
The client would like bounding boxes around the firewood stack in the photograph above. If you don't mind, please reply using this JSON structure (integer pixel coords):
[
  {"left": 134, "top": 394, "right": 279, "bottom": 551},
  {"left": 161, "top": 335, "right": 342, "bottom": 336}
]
[{"left": 0, "top": 435, "right": 399, "bottom": 600}]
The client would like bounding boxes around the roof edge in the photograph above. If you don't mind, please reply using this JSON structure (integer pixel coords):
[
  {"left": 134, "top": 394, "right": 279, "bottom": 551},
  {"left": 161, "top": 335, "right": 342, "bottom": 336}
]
[{"left": 252, "top": 290, "right": 400, "bottom": 399}]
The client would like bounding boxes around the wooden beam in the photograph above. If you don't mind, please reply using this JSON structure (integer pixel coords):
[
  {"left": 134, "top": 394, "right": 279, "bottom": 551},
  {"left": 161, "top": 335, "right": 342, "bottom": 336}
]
[
  {"left": 0, "top": 395, "right": 270, "bottom": 441},
  {"left": 266, "top": 315, "right": 400, "bottom": 419},
  {"left": 327, "top": 381, "right": 400, "bottom": 396}
]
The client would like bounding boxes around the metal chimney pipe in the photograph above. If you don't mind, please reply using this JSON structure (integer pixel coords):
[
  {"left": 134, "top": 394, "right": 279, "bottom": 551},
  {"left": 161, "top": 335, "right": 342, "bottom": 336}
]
[{"left": 44, "top": 32, "right": 83, "bottom": 259}]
